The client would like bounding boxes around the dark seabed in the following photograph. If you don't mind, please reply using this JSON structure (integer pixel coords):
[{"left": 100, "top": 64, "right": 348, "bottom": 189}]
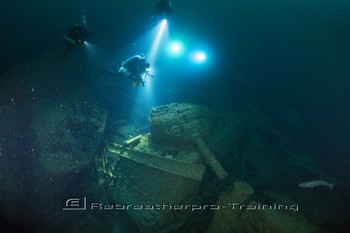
[{"left": 1, "top": 0, "right": 350, "bottom": 233}]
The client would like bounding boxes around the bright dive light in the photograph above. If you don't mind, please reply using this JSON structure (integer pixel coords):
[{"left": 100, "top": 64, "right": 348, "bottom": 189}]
[
  {"left": 190, "top": 50, "right": 207, "bottom": 63},
  {"left": 169, "top": 41, "right": 184, "bottom": 56}
]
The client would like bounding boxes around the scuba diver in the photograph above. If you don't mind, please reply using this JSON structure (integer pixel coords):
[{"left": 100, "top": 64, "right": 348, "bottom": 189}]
[
  {"left": 94, "top": 55, "right": 153, "bottom": 87},
  {"left": 63, "top": 11, "right": 89, "bottom": 60},
  {"left": 119, "top": 55, "right": 153, "bottom": 87},
  {"left": 152, "top": 0, "right": 172, "bottom": 21}
]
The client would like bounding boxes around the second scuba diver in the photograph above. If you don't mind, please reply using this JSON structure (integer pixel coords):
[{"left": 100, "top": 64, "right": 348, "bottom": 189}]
[{"left": 63, "top": 11, "right": 89, "bottom": 60}]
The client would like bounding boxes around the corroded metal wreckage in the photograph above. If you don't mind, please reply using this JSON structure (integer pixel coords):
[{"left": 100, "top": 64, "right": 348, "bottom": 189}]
[{"left": 96, "top": 103, "right": 226, "bottom": 233}]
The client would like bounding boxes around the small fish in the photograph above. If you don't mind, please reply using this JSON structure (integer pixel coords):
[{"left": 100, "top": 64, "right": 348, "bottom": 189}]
[{"left": 299, "top": 180, "right": 334, "bottom": 190}]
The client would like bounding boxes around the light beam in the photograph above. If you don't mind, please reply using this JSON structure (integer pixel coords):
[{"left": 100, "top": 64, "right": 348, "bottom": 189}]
[
  {"left": 129, "top": 19, "right": 169, "bottom": 125},
  {"left": 148, "top": 19, "right": 168, "bottom": 63}
]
